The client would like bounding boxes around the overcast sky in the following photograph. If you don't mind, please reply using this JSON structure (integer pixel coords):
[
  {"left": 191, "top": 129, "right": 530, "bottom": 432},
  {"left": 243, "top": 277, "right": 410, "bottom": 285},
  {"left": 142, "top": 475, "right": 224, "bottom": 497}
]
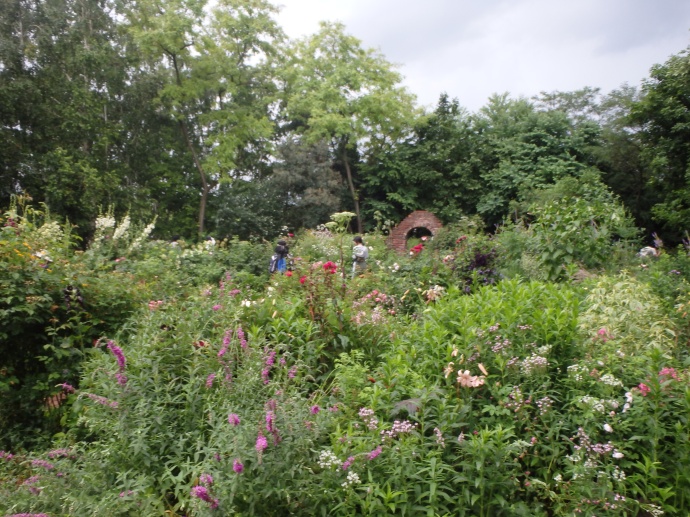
[{"left": 275, "top": 0, "right": 690, "bottom": 112}]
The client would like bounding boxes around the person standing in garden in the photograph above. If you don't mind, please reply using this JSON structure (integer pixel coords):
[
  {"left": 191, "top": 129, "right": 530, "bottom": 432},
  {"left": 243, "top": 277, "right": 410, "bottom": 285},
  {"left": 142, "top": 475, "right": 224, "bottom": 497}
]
[
  {"left": 352, "top": 236, "right": 368, "bottom": 278},
  {"left": 269, "top": 239, "right": 290, "bottom": 274}
]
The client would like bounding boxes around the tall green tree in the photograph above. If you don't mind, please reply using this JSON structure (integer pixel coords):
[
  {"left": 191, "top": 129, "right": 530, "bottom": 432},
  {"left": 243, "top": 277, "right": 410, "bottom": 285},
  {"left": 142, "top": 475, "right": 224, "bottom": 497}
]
[
  {"left": 282, "top": 22, "right": 418, "bottom": 233},
  {"left": 360, "top": 94, "right": 480, "bottom": 223},
  {"left": 534, "top": 86, "right": 654, "bottom": 234},
  {"left": 0, "top": 0, "right": 131, "bottom": 230},
  {"left": 472, "top": 93, "right": 600, "bottom": 224},
  {"left": 119, "top": 0, "right": 283, "bottom": 236},
  {"left": 631, "top": 46, "right": 690, "bottom": 239}
]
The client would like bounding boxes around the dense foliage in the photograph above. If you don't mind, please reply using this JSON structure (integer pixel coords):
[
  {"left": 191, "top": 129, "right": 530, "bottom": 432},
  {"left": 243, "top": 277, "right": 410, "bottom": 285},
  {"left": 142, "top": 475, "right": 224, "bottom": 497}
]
[
  {"left": 2, "top": 0, "right": 690, "bottom": 243},
  {"left": 1, "top": 206, "right": 689, "bottom": 516},
  {"left": 3, "top": 3, "right": 690, "bottom": 515}
]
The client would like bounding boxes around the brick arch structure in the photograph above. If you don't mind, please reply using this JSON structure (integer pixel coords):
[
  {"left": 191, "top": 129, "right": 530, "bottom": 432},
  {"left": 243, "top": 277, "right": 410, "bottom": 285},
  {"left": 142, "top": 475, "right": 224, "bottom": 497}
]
[{"left": 386, "top": 210, "right": 443, "bottom": 253}]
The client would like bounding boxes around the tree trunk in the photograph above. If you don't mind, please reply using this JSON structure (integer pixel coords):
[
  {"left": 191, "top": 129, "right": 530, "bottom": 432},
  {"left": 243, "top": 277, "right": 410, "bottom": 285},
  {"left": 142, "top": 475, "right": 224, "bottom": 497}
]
[{"left": 342, "top": 149, "right": 362, "bottom": 233}]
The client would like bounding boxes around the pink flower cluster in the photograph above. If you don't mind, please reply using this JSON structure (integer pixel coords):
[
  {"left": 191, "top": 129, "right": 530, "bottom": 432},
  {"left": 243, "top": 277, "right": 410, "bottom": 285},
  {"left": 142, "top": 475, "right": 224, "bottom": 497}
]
[
  {"left": 148, "top": 300, "right": 163, "bottom": 311},
  {"left": 659, "top": 367, "right": 679, "bottom": 380},
  {"left": 31, "top": 460, "right": 54, "bottom": 472},
  {"left": 380, "top": 420, "right": 417, "bottom": 440},
  {"left": 358, "top": 408, "right": 378, "bottom": 430},
  {"left": 191, "top": 485, "right": 219, "bottom": 509}
]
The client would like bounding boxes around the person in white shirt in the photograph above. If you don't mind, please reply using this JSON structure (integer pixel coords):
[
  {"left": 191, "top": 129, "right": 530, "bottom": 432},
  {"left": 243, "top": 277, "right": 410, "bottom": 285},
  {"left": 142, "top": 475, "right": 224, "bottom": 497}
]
[{"left": 352, "top": 236, "right": 369, "bottom": 278}]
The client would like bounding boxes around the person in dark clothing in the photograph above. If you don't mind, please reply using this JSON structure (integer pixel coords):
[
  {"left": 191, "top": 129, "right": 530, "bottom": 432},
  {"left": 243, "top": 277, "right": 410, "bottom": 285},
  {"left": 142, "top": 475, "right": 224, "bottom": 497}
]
[{"left": 269, "top": 240, "right": 290, "bottom": 274}]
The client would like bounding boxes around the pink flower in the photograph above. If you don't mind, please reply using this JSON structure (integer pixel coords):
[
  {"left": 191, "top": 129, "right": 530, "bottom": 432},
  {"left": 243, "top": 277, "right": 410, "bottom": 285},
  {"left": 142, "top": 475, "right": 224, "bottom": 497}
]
[
  {"left": 107, "top": 341, "right": 126, "bottom": 372},
  {"left": 57, "top": 383, "right": 75, "bottom": 393},
  {"left": 342, "top": 456, "right": 355, "bottom": 470},
  {"left": 368, "top": 446, "right": 383, "bottom": 460},
  {"left": 233, "top": 459, "right": 244, "bottom": 473},
  {"left": 199, "top": 473, "right": 214, "bottom": 486},
  {"left": 237, "top": 326, "right": 247, "bottom": 349},
  {"left": 212, "top": 304, "right": 222, "bottom": 311},
  {"left": 265, "top": 411, "right": 275, "bottom": 432},
  {"left": 190, "top": 485, "right": 218, "bottom": 508},
  {"left": 285, "top": 271, "right": 293, "bottom": 277},
  {"left": 228, "top": 413, "right": 240, "bottom": 426},
  {"left": 31, "top": 459, "right": 55, "bottom": 470},
  {"left": 659, "top": 367, "right": 679, "bottom": 380},
  {"left": 256, "top": 433, "right": 268, "bottom": 452},
  {"left": 638, "top": 383, "right": 651, "bottom": 396},
  {"left": 310, "top": 405, "right": 320, "bottom": 414},
  {"left": 206, "top": 373, "right": 216, "bottom": 388}
]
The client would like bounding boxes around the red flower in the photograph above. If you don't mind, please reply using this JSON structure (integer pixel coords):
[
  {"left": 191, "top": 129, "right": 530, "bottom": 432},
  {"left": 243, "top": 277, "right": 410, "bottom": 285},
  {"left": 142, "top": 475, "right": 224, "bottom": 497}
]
[
  {"left": 410, "top": 244, "right": 424, "bottom": 255},
  {"left": 323, "top": 261, "right": 337, "bottom": 274},
  {"left": 288, "top": 233, "right": 294, "bottom": 237},
  {"left": 299, "top": 276, "right": 307, "bottom": 284},
  {"left": 285, "top": 271, "right": 293, "bottom": 277}
]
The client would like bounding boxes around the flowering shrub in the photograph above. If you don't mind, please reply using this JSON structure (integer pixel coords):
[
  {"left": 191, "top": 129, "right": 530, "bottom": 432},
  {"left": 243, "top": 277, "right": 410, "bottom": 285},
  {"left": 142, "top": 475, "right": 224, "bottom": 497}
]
[{"left": 1, "top": 210, "right": 689, "bottom": 516}]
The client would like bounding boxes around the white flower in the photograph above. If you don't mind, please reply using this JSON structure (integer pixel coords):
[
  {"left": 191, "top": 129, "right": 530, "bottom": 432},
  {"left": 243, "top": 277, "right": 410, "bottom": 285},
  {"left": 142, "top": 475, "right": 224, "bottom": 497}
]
[
  {"left": 603, "top": 423, "right": 613, "bottom": 433},
  {"left": 341, "top": 470, "right": 361, "bottom": 488},
  {"left": 112, "top": 215, "right": 131, "bottom": 241}
]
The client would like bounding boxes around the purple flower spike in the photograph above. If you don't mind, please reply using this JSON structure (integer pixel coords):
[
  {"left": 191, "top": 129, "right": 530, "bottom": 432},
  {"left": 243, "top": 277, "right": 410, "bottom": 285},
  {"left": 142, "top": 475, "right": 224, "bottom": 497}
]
[{"left": 107, "top": 341, "right": 126, "bottom": 371}]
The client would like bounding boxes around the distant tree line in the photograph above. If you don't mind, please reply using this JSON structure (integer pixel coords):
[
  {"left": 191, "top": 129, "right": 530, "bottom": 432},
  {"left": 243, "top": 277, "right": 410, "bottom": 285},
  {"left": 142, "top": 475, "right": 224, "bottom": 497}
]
[{"left": 1, "top": 0, "right": 689, "bottom": 243}]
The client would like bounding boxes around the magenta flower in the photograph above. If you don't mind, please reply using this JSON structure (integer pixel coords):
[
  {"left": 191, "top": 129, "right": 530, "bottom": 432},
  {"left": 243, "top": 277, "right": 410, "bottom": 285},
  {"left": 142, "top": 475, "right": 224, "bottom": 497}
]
[
  {"left": 199, "top": 473, "right": 214, "bottom": 486},
  {"left": 288, "top": 366, "right": 297, "bottom": 379},
  {"left": 256, "top": 433, "right": 268, "bottom": 452},
  {"left": 191, "top": 485, "right": 210, "bottom": 500},
  {"left": 342, "top": 456, "right": 355, "bottom": 470},
  {"left": 212, "top": 304, "right": 221, "bottom": 311},
  {"left": 368, "top": 446, "right": 383, "bottom": 460},
  {"left": 206, "top": 373, "right": 216, "bottom": 388},
  {"left": 57, "top": 383, "right": 75, "bottom": 393},
  {"left": 107, "top": 341, "right": 126, "bottom": 371},
  {"left": 48, "top": 449, "right": 72, "bottom": 459},
  {"left": 310, "top": 405, "right": 320, "bottom": 415},
  {"left": 233, "top": 459, "right": 244, "bottom": 473},
  {"left": 228, "top": 413, "right": 240, "bottom": 426},
  {"left": 31, "top": 459, "right": 55, "bottom": 470},
  {"left": 237, "top": 326, "right": 247, "bottom": 349},
  {"left": 265, "top": 411, "right": 275, "bottom": 432},
  {"left": 190, "top": 485, "right": 219, "bottom": 508}
]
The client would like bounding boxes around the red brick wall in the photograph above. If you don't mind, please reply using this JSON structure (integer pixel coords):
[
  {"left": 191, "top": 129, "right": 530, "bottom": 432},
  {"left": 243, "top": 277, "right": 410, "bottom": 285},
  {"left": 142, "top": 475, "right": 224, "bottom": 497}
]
[{"left": 386, "top": 210, "right": 443, "bottom": 253}]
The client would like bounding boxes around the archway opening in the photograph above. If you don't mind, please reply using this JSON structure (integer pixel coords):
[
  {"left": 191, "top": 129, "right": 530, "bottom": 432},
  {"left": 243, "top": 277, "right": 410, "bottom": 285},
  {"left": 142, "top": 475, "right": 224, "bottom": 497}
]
[{"left": 405, "top": 226, "right": 433, "bottom": 249}]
